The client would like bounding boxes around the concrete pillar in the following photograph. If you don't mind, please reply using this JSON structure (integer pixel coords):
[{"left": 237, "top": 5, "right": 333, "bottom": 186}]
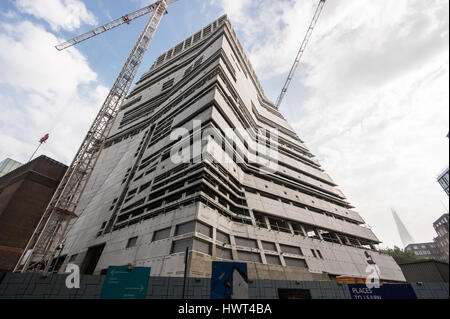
[{"left": 315, "top": 228, "right": 324, "bottom": 241}]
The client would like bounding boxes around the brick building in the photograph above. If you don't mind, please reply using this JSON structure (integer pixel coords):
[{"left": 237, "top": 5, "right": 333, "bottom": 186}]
[{"left": 0, "top": 155, "right": 67, "bottom": 274}]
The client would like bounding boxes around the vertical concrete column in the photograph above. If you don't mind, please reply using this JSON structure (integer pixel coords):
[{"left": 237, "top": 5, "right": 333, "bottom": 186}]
[
  {"left": 274, "top": 243, "right": 286, "bottom": 267},
  {"left": 287, "top": 222, "right": 295, "bottom": 235},
  {"left": 249, "top": 210, "right": 256, "bottom": 227},
  {"left": 335, "top": 233, "right": 344, "bottom": 245},
  {"left": 300, "top": 225, "right": 308, "bottom": 237},
  {"left": 211, "top": 228, "right": 217, "bottom": 258},
  {"left": 257, "top": 240, "right": 267, "bottom": 264},
  {"left": 230, "top": 235, "right": 238, "bottom": 260},
  {"left": 264, "top": 216, "right": 272, "bottom": 230},
  {"left": 314, "top": 228, "right": 324, "bottom": 241}
]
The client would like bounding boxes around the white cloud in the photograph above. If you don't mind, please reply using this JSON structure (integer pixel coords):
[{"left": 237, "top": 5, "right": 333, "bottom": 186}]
[
  {"left": 0, "top": 20, "right": 109, "bottom": 165},
  {"left": 212, "top": 0, "right": 449, "bottom": 247},
  {"left": 15, "top": 0, "right": 97, "bottom": 31}
]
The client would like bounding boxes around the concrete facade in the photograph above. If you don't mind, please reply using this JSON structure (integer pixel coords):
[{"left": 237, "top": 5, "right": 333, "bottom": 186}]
[
  {"left": 0, "top": 273, "right": 448, "bottom": 299},
  {"left": 57, "top": 15, "right": 405, "bottom": 282},
  {"left": 0, "top": 156, "right": 67, "bottom": 275}
]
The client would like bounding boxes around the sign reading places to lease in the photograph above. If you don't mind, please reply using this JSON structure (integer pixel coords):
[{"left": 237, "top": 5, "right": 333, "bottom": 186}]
[
  {"left": 348, "top": 284, "right": 417, "bottom": 300},
  {"left": 100, "top": 266, "right": 151, "bottom": 299}
]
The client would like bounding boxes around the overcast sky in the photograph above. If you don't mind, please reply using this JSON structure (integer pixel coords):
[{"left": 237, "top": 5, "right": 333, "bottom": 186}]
[{"left": 0, "top": 0, "right": 448, "bottom": 249}]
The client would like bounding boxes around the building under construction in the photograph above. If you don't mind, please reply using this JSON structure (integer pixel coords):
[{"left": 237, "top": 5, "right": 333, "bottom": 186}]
[{"left": 50, "top": 16, "right": 405, "bottom": 282}]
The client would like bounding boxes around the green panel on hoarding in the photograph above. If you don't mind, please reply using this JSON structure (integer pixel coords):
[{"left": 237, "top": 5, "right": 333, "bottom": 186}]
[{"left": 100, "top": 266, "right": 151, "bottom": 299}]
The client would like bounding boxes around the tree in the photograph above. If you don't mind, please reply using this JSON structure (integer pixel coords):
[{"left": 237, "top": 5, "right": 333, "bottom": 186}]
[{"left": 382, "top": 246, "right": 424, "bottom": 264}]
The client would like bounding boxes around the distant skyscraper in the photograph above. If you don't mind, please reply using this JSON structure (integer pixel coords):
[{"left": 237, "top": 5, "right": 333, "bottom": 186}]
[
  {"left": 437, "top": 167, "right": 449, "bottom": 196},
  {"left": 392, "top": 209, "right": 415, "bottom": 247},
  {"left": 437, "top": 133, "right": 449, "bottom": 196},
  {"left": 0, "top": 158, "right": 22, "bottom": 177}
]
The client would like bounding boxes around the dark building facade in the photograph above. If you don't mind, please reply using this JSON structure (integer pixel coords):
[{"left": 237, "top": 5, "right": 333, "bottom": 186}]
[
  {"left": 399, "top": 260, "right": 449, "bottom": 283},
  {"left": 405, "top": 242, "right": 443, "bottom": 261},
  {"left": 0, "top": 155, "right": 67, "bottom": 274},
  {"left": 433, "top": 213, "right": 449, "bottom": 263}
]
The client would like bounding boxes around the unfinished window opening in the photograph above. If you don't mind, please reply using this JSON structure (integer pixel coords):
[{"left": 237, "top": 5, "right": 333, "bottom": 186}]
[
  {"left": 254, "top": 213, "right": 267, "bottom": 228},
  {"left": 216, "top": 246, "right": 232, "bottom": 260},
  {"left": 235, "top": 237, "right": 258, "bottom": 249},
  {"left": 291, "top": 223, "right": 304, "bottom": 236},
  {"left": 171, "top": 238, "right": 192, "bottom": 254},
  {"left": 304, "top": 225, "right": 319, "bottom": 240},
  {"left": 175, "top": 221, "right": 196, "bottom": 236},
  {"left": 216, "top": 230, "right": 230, "bottom": 244},
  {"left": 193, "top": 239, "right": 211, "bottom": 255},
  {"left": 196, "top": 222, "right": 212, "bottom": 238},
  {"left": 193, "top": 31, "right": 201, "bottom": 43},
  {"left": 319, "top": 230, "right": 341, "bottom": 244},
  {"left": 152, "top": 227, "right": 171, "bottom": 242},
  {"left": 237, "top": 251, "right": 262, "bottom": 263},
  {"left": 268, "top": 217, "right": 291, "bottom": 234},
  {"left": 284, "top": 257, "right": 308, "bottom": 269},
  {"left": 265, "top": 254, "right": 281, "bottom": 265},
  {"left": 280, "top": 244, "right": 303, "bottom": 256},
  {"left": 80, "top": 243, "right": 105, "bottom": 275},
  {"left": 126, "top": 236, "right": 138, "bottom": 248},
  {"left": 262, "top": 241, "right": 277, "bottom": 252}
]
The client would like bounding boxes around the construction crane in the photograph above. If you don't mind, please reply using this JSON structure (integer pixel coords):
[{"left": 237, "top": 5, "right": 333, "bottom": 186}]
[
  {"left": 14, "top": 0, "right": 178, "bottom": 274},
  {"left": 275, "top": 0, "right": 326, "bottom": 109}
]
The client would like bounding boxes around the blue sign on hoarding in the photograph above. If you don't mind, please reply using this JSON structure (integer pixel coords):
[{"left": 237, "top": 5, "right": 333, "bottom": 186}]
[
  {"left": 211, "top": 261, "right": 248, "bottom": 299},
  {"left": 348, "top": 284, "right": 417, "bottom": 300},
  {"left": 100, "top": 266, "right": 151, "bottom": 299}
]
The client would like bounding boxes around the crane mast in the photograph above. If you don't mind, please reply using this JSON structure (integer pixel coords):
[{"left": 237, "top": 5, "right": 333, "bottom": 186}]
[
  {"left": 275, "top": 0, "right": 326, "bottom": 109},
  {"left": 14, "top": 0, "right": 170, "bottom": 274}
]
